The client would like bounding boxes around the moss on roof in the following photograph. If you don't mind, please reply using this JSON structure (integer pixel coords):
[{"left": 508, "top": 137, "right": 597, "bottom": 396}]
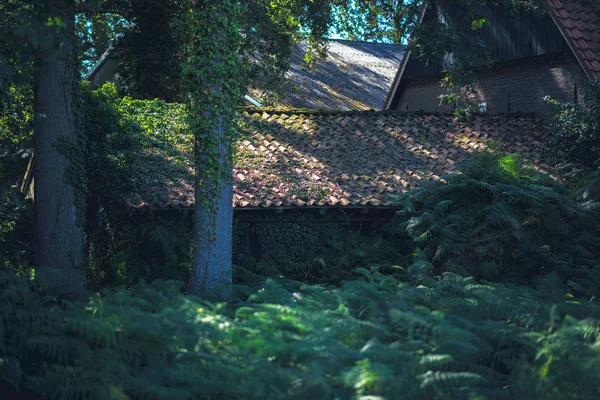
[{"left": 116, "top": 98, "right": 549, "bottom": 209}]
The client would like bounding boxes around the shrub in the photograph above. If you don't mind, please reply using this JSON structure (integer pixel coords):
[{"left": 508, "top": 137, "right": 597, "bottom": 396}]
[
  {"left": 389, "top": 150, "right": 600, "bottom": 296},
  {"left": 543, "top": 78, "right": 600, "bottom": 176}
]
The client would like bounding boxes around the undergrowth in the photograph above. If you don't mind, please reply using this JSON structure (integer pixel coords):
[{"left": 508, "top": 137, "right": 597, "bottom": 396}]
[
  {"left": 389, "top": 150, "right": 600, "bottom": 296},
  {"left": 1, "top": 262, "right": 599, "bottom": 400}
]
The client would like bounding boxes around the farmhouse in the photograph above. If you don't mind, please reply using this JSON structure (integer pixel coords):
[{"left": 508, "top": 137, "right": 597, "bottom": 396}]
[
  {"left": 384, "top": 0, "right": 600, "bottom": 118},
  {"left": 23, "top": 105, "right": 550, "bottom": 265}
]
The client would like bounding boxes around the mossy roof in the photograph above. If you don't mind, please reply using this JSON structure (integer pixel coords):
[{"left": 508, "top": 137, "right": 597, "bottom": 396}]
[{"left": 127, "top": 106, "right": 550, "bottom": 210}]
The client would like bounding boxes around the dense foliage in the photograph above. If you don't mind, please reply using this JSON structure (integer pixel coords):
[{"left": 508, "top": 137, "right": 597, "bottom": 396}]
[
  {"left": 36, "top": 84, "right": 600, "bottom": 296},
  {"left": 4, "top": 89, "right": 600, "bottom": 397},
  {"left": 2, "top": 260, "right": 600, "bottom": 399},
  {"left": 2, "top": 87, "right": 600, "bottom": 398},
  {"left": 234, "top": 213, "right": 406, "bottom": 285},
  {"left": 78, "top": 83, "right": 192, "bottom": 288},
  {"left": 543, "top": 79, "right": 600, "bottom": 178},
  {"left": 3, "top": 0, "right": 599, "bottom": 396},
  {"left": 390, "top": 149, "right": 600, "bottom": 296},
  {"left": 0, "top": 2, "right": 34, "bottom": 273},
  {"left": 2, "top": 69, "right": 600, "bottom": 400}
]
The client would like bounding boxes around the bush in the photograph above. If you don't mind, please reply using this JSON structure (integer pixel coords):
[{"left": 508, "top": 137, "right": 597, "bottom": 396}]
[
  {"left": 80, "top": 82, "right": 193, "bottom": 289},
  {"left": 544, "top": 78, "right": 600, "bottom": 176},
  {"left": 389, "top": 150, "right": 600, "bottom": 296}
]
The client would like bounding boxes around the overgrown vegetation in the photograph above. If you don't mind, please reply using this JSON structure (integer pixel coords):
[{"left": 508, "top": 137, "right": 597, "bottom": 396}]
[
  {"left": 389, "top": 149, "right": 600, "bottom": 295},
  {"left": 233, "top": 212, "right": 406, "bottom": 285},
  {"left": 544, "top": 79, "right": 600, "bottom": 174},
  {"left": 2, "top": 260, "right": 600, "bottom": 399},
  {"left": 3, "top": 1, "right": 600, "bottom": 397},
  {"left": 3, "top": 110, "right": 600, "bottom": 397},
  {"left": 543, "top": 79, "right": 600, "bottom": 205}
]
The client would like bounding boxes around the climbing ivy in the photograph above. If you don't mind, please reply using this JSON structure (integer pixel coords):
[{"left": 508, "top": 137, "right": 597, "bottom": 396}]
[
  {"left": 173, "top": 1, "right": 246, "bottom": 296},
  {"left": 175, "top": 0, "right": 244, "bottom": 206}
]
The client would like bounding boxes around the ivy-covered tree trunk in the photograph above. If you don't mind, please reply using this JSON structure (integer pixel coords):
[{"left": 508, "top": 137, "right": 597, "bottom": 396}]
[
  {"left": 33, "top": 0, "right": 86, "bottom": 301},
  {"left": 190, "top": 121, "right": 234, "bottom": 298},
  {"left": 178, "top": 1, "right": 243, "bottom": 298}
]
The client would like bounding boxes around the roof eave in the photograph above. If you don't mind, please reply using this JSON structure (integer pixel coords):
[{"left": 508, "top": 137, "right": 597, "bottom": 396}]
[
  {"left": 84, "top": 46, "right": 113, "bottom": 80},
  {"left": 547, "top": 0, "right": 596, "bottom": 81},
  {"left": 126, "top": 204, "right": 403, "bottom": 212}
]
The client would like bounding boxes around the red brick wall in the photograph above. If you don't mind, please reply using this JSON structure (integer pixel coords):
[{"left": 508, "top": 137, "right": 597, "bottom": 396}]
[{"left": 394, "top": 52, "right": 587, "bottom": 119}]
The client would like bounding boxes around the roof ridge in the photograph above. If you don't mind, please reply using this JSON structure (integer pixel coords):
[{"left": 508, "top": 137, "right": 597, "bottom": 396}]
[
  {"left": 238, "top": 106, "right": 542, "bottom": 119},
  {"left": 325, "top": 38, "right": 405, "bottom": 47}
]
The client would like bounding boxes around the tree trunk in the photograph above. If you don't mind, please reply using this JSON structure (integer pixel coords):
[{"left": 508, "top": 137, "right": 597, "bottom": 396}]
[
  {"left": 183, "top": 1, "right": 241, "bottom": 299},
  {"left": 34, "top": 0, "right": 86, "bottom": 301},
  {"left": 189, "top": 119, "right": 234, "bottom": 298}
]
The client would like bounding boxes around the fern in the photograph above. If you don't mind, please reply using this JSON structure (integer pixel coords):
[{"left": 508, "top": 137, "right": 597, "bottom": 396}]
[
  {"left": 2, "top": 247, "right": 600, "bottom": 399},
  {"left": 391, "top": 151, "right": 600, "bottom": 295}
]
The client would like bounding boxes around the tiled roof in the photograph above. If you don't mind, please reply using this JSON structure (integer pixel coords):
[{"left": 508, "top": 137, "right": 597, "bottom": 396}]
[
  {"left": 269, "top": 40, "right": 406, "bottom": 111},
  {"left": 128, "top": 109, "right": 549, "bottom": 210},
  {"left": 549, "top": 0, "right": 600, "bottom": 78}
]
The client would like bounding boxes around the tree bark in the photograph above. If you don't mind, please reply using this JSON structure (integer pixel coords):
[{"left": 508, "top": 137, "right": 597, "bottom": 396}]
[
  {"left": 185, "top": 2, "right": 239, "bottom": 299},
  {"left": 189, "top": 118, "right": 234, "bottom": 298},
  {"left": 34, "top": 0, "right": 86, "bottom": 301}
]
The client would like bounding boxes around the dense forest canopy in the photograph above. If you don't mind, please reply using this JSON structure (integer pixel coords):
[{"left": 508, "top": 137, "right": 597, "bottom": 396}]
[{"left": 1, "top": 0, "right": 600, "bottom": 398}]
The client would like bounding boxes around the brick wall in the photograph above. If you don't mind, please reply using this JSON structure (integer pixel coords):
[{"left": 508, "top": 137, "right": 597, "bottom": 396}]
[{"left": 394, "top": 52, "right": 587, "bottom": 119}]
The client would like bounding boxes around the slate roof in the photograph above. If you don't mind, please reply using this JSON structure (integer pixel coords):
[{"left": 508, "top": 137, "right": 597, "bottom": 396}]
[
  {"left": 128, "top": 109, "right": 549, "bottom": 210},
  {"left": 271, "top": 40, "right": 406, "bottom": 111},
  {"left": 550, "top": 0, "right": 600, "bottom": 78}
]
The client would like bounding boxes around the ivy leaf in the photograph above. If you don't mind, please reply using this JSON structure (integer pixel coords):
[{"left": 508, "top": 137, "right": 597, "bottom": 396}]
[{"left": 471, "top": 18, "right": 487, "bottom": 30}]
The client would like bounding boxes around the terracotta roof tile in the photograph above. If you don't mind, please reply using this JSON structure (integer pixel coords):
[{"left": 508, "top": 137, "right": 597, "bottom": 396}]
[
  {"left": 128, "top": 109, "right": 550, "bottom": 210},
  {"left": 550, "top": 0, "right": 600, "bottom": 78}
]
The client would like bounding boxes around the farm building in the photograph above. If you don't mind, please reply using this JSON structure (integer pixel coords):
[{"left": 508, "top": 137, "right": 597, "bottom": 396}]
[
  {"left": 384, "top": 0, "right": 600, "bottom": 118},
  {"left": 87, "top": 39, "right": 407, "bottom": 110}
]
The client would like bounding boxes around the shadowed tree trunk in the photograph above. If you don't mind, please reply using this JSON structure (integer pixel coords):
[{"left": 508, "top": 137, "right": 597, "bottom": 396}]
[{"left": 34, "top": 0, "right": 86, "bottom": 301}]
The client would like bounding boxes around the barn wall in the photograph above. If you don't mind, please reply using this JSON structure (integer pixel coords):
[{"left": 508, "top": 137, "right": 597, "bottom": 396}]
[
  {"left": 105, "top": 207, "right": 398, "bottom": 287},
  {"left": 395, "top": 51, "right": 587, "bottom": 119},
  {"left": 404, "top": 0, "right": 571, "bottom": 80},
  {"left": 88, "top": 57, "right": 119, "bottom": 87}
]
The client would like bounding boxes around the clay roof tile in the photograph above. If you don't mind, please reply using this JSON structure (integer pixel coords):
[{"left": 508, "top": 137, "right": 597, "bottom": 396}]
[
  {"left": 551, "top": 0, "right": 600, "bottom": 78},
  {"left": 131, "top": 109, "right": 550, "bottom": 210}
]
